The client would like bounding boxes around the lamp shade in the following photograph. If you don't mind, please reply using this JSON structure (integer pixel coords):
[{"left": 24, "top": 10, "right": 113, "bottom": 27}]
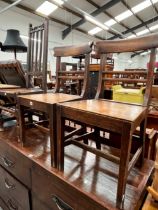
[{"left": 2, "top": 29, "right": 27, "bottom": 53}]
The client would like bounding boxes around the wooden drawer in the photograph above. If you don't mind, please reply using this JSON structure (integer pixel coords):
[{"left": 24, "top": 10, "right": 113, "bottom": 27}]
[
  {"left": 32, "top": 165, "right": 104, "bottom": 210},
  {"left": 0, "top": 166, "right": 30, "bottom": 210},
  {"left": 0, "top": 140, "right": 31, "bottom": 188},
  {"left": 32, "top": 168, "right": 76, "bottom": 210},
  {"left": 32, "top": 195, "right": 50, "bottom": 210}
]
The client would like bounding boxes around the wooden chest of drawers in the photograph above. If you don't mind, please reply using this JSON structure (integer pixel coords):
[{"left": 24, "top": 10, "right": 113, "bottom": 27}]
[
  {"left": 0, "top": 140, "right": 32, "bottom": 188},
  {"left": 0, "top": 165, "right": 30, "bottom": 210}
]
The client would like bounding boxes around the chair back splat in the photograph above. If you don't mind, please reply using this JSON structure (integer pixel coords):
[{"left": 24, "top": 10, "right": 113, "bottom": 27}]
[
  {"left": 26, "top": 18, "right": 49, "bottom": 92},
  {"left": 54, "top": 42, "right": 93, "bottom": 98},
  {"left": 95, "top": 33, "right": 158, "bottom": 106}
]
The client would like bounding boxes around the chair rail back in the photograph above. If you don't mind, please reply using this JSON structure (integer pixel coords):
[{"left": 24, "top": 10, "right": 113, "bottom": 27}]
[
  {"left": 95, "top": 33, "right": 158, "bottom": 107},
  {"left": 54, "top": 42, "right": 93, "bottom": 98},
  {"left": 26, "top": 18, "right": 49, "bottom": 92}
]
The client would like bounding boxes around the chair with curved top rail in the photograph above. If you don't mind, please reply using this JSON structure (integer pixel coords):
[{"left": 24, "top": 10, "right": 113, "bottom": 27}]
[
  {"left": 18, "top": 42, "right": 93, "bottom": 168},
  {"left": 57, "top": 33, "right": 157, "bottom": 209}
]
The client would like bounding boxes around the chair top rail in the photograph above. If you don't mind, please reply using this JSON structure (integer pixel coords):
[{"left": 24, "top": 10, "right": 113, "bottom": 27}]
[
  {"left": 54, "top": 42, "right": 93, "bottom": 57},
  {"left": 95, "top": 33, "right": 158, "bottom": 53}
]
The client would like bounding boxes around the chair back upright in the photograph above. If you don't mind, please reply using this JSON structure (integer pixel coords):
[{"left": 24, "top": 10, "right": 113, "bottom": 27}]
[
  {"left": 53, "top": 42, "right": 93, "bottom": 98},
  {"left": 26, "top": 18, "right": 49, "bottom": 92},
  {"left": 95, "top": 33, "right": 158, "bottom": 107}
]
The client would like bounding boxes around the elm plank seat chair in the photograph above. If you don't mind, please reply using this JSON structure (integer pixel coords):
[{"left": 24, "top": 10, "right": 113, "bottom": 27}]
[
  {"left": 56, "top": 33, "right": 157, "bottom": 209},
  {"left": 18, "top": 42, "right": 93, "bottom": 168},
  {"left": 0, "top": 19, "right": 49, "bottom": 129}
]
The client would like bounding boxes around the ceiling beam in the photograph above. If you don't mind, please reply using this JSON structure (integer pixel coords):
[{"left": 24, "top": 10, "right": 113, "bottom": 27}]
[
  {"left": 86, "top": 0, "right": 135, "bottom": 38},
  {"left": 1, "top": 0, "right": 105, "bottom": 41},
  {"left": 62, "top": 0, "right": 121, "bottom": 39},
  {"left": 121, "top": 0, "right": 150, "bottom": 33},
  {"left": 109, "top": 15, "right": 158, "bottom": 40}
]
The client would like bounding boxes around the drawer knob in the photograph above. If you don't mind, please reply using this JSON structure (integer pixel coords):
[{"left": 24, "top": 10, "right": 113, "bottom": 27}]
[
  {"left": 5, "top": 178, "right": 15, "bottom": 190},
  {"left": 52, "top": 195, "right": 73, "bottom": 210},
  {"left": 1, "top": 157, "right": 15, "bottom": 168},
  {"left": 7, "top": 199, "right": 18, "bottom": 210}
]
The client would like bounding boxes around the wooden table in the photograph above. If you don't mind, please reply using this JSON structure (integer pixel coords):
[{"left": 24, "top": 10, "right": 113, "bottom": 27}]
[
  {"left": 57, "top": 99, "right": 148, "bottom": 208},
  {"left": 18, "top": 93, "right": 81, "bottom": 168}
]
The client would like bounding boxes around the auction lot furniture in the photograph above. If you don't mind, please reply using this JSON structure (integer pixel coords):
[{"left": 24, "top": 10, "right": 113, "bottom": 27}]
[
  {"left": 18, "top": 43, "right": 92, "bottom": 168},
  {"left": 0, "top": 127, "right": 154, "bottom": 210},
  {"left": 0, "top": 19, "right": 49, "bottom": 130},
  {"left": 56, "top": 33, "right": 157, "bottom": 209}
]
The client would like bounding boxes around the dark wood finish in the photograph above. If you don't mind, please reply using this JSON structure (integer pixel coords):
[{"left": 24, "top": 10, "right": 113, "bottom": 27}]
[
  {"left": 0, "top": 165, "right": 30, "bottom": 210},
  {"left": 0, "top": 60, "right": 26, "bottom": 87},
  {"left": 54, "top": 42, "right": 92, "bottom": 98},
  {"left": 95, "top": 33, "right": 158, "bottom": 53},
  {"left": 26, "top": 18, "right": 49, "bottom": 92},
  {"left": 18, "top": 43, "right": 93, "bottom": 168},
  {"left": 0, "top": 128, "right": 154, "bottom": 210},
  {"left": 57, "top": 33, "right": 157, "bottom": 209},
  {"left": 0, "top": 139, "right": 32, "bottom": 188}
]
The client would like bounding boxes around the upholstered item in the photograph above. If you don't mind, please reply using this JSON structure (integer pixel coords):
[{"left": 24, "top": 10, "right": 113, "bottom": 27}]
[{"left": 112, "top": 85, "right": 145, "bottom": 104}]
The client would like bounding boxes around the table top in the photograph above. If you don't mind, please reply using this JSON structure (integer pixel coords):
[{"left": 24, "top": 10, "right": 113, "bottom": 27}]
[
  {"left": 0, "top": 84, "right": 21, "bottom": 89},
  {"left": 18, "top": 93, "right": 81, "bottom": 104},
  {"left": 60, "top": 99, "right": 147, "bottom": 122},
  {"left": 0, "top": 88, "right": 42, "bottom": 94}
]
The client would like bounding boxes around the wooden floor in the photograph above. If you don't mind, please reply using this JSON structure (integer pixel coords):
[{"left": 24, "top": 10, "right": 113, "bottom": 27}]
[
  {"left": 0, "top": 127, "right": 154, "bottom": 210},
  {"left": 142, "top": 193, "right": 158, "bottom": 209}
]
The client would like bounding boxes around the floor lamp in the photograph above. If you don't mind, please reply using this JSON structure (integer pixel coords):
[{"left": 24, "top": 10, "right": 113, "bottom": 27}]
[{"left": 2, "top": 29, "right": 27, "bottom": 59}]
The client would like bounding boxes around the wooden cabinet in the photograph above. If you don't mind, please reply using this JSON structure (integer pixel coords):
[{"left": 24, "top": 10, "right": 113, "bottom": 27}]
[
  {"left": 0, "top": 166, "right": 30, "bottom": 210},
  {"left": 32, "top": 164, "right": 98, "bottom": 210},
  {"left": 0, "top": 140, "right": 32, "bottom": 188},
  {"left": 0, "top": 128, "right": 154, "bottom": 210}
]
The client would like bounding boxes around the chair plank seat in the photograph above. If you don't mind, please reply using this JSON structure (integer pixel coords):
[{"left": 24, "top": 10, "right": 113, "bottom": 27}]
[
  {"left": 61, "top": 99, "right": 147, "bottom": 122},
  {"left": 19, "top": 93, "right": 81, "bottom": 105}
]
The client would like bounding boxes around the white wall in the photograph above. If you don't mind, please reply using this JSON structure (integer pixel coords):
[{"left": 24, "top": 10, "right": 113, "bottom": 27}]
[
  {"left": 0, "top": 2, "right": 156, "bottom": 75},
  {"left": 0, "top": 3, "right": 95, "bottom": 75}
]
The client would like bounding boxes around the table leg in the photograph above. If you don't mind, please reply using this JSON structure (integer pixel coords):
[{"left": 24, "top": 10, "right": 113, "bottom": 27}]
[{"left": 116, "top": 123, "right": 132, "bottom": 209}]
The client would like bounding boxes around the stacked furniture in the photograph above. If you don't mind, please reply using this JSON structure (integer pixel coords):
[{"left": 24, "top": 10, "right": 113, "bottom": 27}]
[
  {"left": 0, "top": 28, "right": 157, "bottom": 210},
  {"left": 0, "top": 19, "right": 49, "bottom": 131},
  {"left": 18, "top": 42, "right": 92, "bottom": 167}
]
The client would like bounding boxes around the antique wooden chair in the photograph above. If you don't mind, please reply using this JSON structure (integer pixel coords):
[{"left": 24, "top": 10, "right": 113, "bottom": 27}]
[
  {"left": 0, "top": 18, "right": 49, "bottom": 129},
  {"left": 18, "top": 42, "right": 93, "bottom": 167},
  {"left": 57, "top": 33, "right": 157, "bottom": 208},
  {"left": 26, "top": 18, "right": 48, "bottom": 92}
]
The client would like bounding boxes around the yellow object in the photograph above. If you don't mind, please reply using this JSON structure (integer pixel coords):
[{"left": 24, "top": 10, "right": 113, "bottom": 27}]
[{"left": 112, "top": 85, "right": 145, "bottom": 104}]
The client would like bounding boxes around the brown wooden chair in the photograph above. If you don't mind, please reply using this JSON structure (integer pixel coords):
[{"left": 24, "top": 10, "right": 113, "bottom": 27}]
[
  {"left": 56, "top": 33, "right": 157, "bottom": 209},
  {"left": 26, "top": 18, "right": 49, "bottom": 92},
  {"left": 0, "top": 18, "right": 49, "bottom": 130},
  {"left": 18, "top": 42, "right": 93, "bottom": 168}
]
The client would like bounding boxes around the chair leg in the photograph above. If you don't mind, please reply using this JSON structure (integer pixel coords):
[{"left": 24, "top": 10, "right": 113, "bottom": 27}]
[
  {"left": 116, "top": 123, "right": 132, "bottom": 209},
  {"left": 94, "top": 127, "right": 101, "bottom": 150},
  {"left": 139, "top": 119, "right": 146, "bottom": 166}
]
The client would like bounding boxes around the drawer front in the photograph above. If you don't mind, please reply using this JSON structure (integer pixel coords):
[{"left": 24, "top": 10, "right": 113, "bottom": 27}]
[
  {"left": 32, "top": 195, "right": 50, "bottom": 210},
  {"left": 32, "top": 165, "right": 101, "bottom": 210},
  {"left": 32, "top": 169, "right": 76, "bottom": 210},
  {"left": 0, "top": 141, "right": 31, "bottom": 188},
  {"left": 0, "top": 166, "right": 30, "bottom": 210}
]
